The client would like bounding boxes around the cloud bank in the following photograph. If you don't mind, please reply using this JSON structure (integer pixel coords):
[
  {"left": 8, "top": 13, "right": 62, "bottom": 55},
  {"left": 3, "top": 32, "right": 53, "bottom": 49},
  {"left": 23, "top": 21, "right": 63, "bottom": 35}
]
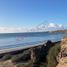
[
  {"left": 0, "top": 27, "right": 29, "bottom": 33},
  {"left": 30, "top": 23, "right": 64, "bottom": 32},
  {"left": 0, "top": 23, "right": 65, "bottom": 33}
]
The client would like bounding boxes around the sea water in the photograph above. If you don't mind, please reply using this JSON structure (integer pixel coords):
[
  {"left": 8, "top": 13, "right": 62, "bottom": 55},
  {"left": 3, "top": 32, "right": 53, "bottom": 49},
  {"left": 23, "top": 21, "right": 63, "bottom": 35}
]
[{"left": 0, "top": 32, "right": 67, "bottom": 49}]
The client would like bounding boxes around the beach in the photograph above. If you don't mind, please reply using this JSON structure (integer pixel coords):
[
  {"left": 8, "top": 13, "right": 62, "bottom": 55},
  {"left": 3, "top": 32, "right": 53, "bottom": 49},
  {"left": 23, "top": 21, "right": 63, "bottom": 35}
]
[{"left": 0, "top": 41, "right": 46, "bottom": 54}]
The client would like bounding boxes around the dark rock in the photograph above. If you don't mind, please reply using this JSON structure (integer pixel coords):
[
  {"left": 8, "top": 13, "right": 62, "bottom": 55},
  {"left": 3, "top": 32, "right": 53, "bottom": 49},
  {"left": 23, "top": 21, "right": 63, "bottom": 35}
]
[{"left": 30, "top": 48, "right": 37, "bottom": 63}]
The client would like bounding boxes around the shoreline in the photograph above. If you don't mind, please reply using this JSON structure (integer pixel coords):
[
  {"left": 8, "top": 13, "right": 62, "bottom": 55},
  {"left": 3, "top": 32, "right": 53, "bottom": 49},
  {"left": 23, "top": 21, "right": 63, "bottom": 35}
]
[
  {"left": 0, "top": 40, "right": 60, "bottom": 54},
  {"left": 0, "top": 41, "right": 45, "bottom": 54}
]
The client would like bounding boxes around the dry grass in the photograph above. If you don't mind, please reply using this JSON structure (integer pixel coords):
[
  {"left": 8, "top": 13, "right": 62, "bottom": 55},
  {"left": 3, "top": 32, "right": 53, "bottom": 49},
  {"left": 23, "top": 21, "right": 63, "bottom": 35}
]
[{"left": 0, "top": 60, "right": 16, "bottom": 67}]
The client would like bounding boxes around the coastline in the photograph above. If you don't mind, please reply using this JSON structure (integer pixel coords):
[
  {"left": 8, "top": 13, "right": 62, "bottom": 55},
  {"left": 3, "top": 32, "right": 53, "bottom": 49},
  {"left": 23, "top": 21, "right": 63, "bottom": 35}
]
[
  {"left": 0, "top": 40, "right": 60, "bottom": 54},
  {"left": 0, "top": 40, "right": 61, "bottom": 67},
  {"left": 0, "top": 41, "right": 45, "bottom": 54}
]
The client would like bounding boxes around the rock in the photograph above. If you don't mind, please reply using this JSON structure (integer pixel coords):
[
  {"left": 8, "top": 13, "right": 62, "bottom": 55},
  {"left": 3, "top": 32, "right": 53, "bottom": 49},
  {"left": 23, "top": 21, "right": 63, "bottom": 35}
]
[
  {"left": 56, "top": 57, "right": 67, "bottom": 67},
  {"left": 30, "top": 40, "right": 54, "bottom": 64},
  {"left": 56, "top": 36, "right": 67, "bottom": 67},
  {"left": 30, "top": 47, "right": 38, "bottom": 63},
  {"left": 61, "top": 36, "right": 67, "bottom": 49},
  {"left": 18, "top": 49, "right": 31, "bottom": 61}
]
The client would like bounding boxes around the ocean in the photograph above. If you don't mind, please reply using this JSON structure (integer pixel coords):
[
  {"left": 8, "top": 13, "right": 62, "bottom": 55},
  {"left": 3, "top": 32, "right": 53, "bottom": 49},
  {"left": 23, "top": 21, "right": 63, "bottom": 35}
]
[{"left": 0, "top": 32, "right": 67, "bottom": 49}]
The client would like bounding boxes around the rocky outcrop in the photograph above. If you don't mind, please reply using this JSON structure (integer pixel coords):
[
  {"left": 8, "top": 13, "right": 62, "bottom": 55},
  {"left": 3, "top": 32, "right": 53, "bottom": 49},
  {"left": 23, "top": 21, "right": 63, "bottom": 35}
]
[
  {"left": 56, "top": 36, "right": 67, "bottom": 67},
  {"left": 30, "top": 40, "right": 53, "bottom": 61}
]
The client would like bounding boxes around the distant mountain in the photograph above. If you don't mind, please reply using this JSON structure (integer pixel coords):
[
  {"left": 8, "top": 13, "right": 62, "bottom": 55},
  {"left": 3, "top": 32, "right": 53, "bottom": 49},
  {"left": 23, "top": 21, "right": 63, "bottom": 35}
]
[
  {"left": 50, "top": 29, "right": 67, "bottom": 33},
  {"left": 29, "top": 23, "right": 64, "bottom": 32}
]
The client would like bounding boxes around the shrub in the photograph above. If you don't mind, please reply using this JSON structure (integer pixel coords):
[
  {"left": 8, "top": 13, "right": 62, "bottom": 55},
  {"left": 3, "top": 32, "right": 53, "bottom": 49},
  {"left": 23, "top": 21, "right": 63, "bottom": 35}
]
[
  {"left": 40, "top": 63, "right": 47, "bottom": 67},
  {"left": 47, "top": 44, "right": 61, "bottom": 67},
  {"left": 17, "top": 60, "right": 34, "bottom": 67},
  {"left": 17, "top": 64, "right": 27, "bottom": 67},
  {"left": 11, "top": 54, "right": 22, "bottom": 62},
  {"left": 1, "top": 54, "right": 11, "bottom": 61},
  {"left": 11, "top": 53, "right": 30, "bottom": 62}
]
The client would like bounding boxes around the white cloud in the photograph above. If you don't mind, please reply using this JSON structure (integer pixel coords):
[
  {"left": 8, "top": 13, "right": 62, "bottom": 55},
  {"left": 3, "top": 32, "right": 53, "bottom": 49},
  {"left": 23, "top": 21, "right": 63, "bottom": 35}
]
[
  {"left": 0, "top": 27, "right": 29, "bottom": 33},
  {"left": 48, "top": 23, "right": 57, "bottom": 28},
  {"left": 47, "top": 23, "right": 63, "bottom": 28},
  {"left": 58, "top": 24, "right": 63, "bottom": 27},
  {"left": 30, "top": 23, "right": 64, "bottom": 32},
  {"left": 0, "top": 23, "right": 65, "bottom": 33}
]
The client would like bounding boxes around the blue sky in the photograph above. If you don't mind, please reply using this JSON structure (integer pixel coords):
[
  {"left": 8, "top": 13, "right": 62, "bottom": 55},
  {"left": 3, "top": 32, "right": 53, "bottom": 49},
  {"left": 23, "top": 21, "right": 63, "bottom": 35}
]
[{"left": 0, "top": 0, "right": 67, "bottom": 32}]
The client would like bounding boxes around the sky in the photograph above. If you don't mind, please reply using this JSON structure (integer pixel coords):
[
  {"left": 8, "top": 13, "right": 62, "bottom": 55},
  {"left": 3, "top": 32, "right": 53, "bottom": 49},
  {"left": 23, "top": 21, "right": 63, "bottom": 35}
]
[{"left": 0, "top": 0, "right": 67, "bottom": 33}]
